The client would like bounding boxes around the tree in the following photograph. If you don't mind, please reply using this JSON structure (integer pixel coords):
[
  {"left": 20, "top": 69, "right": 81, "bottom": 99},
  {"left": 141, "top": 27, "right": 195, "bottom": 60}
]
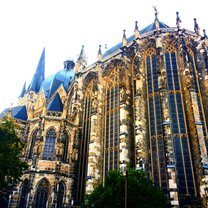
[
  {"left": 81, "top": 168, "right": 167, "bottom": 208},
  {"left": 0, "top": 117, "right": 28, "bottom": 206}
]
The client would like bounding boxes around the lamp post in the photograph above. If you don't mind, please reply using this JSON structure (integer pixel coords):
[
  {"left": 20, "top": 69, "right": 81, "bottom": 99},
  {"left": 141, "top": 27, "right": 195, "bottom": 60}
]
[
  {"left": 122, "top": 169, "right": 128, "bottom": 208},
  {"left": 204, "top": 181, "right": 208, "bottom": 208},
  {"left": 70, "top": 198, "right": 74, "bottom": 208}
]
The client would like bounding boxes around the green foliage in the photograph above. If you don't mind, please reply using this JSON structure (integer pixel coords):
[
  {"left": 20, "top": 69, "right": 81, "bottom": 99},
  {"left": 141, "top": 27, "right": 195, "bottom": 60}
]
[
  {"left": 81, "top": 168, "right": 167, "bottom": 208},
  {"left": 0, "top": 117, "right": 28, "bottom": 194}
]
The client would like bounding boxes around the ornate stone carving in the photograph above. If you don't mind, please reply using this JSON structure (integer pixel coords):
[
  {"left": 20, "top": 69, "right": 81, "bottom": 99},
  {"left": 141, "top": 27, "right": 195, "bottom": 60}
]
[
  {"left": 102, "top": 59, "right": 122, "bottom": 77},
  {"left": 158, "top": 72, "right": 167, "bottom": 90},
  {"left": 120, "top": 86, "right": 127, "bottom": 103},
  {"left": 91, "top": 94, "right": 98, "bottom": 113},
  {"left": 184, "top": 68, "right": 194, "bottom": 89},
  {"left": 82, "top": 72, "right": 98, "bottom": 92},
  {"left": 70, "top": 105, "right": 79, "bottom": 122}
]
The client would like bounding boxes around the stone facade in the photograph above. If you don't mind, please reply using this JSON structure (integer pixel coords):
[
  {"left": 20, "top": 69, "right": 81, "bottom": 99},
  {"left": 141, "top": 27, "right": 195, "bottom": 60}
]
[{"left": 2, "top": 11, "right": 208, "bottom": 207}]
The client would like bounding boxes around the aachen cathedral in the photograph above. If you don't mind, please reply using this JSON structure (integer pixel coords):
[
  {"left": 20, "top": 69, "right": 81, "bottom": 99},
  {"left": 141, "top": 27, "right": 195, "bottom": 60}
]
[{"left": 1, "top": 10, "right": 208, "bottom": 207}]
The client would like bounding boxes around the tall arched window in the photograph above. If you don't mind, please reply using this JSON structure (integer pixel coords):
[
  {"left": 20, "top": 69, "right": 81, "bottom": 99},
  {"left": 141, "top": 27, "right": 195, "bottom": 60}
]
[
  {"left": 104, "top": 67, "right": 120, "bottom": 176},
  {"left": 164, "top": 44, "right": 195, "bottom": 196},
  {"left": 42, "top": 128, "right": 56, "bottom": 160},
  {"left": 19, "top": 179, "right": 30, "bottom": 208},
  {"left": 34, "top": 179, "right": 50, "bottom": 208},
  {"left": 146, "top": 47, "right": 166, "bottom": 189},
  {"left": 56, "top": 181, "right": 65, "bottom": 208},
  {"left": 76, "top": 80, "right": 93, "bottom": 202},
  {"left": 28, "top": 129, "right": 38, "bottom": 159}
]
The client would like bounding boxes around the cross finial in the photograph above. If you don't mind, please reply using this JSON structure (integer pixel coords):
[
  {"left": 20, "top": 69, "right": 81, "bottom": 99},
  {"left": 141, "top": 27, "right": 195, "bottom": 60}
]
[
  {"left": 122, "top": 29, "right": 127, "bottom": 47},
  {"left": 176, "top": 11, "right": 182, "bottom": 30},
  {"left": 134, "top": 21, "right": 140, "bottom": 38},
  {"left": 153, "top": 6, "right": 158, "bottom": 21},
  {"left": 194, "top": 18, "right": 200, "bottom": 36},
  {"left": 97, "top": 45, "right": 102, "bottom": 61},
  {"left": 203, "top": 29, "right": 207, "bottom": 39}
]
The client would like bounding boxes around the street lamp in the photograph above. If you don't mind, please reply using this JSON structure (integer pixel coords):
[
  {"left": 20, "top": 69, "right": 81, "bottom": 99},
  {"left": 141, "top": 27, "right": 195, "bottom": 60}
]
[
  {"left": 122, "top": 169, "right": 128, "bottom": 208},
  {"left": 70, "top": 198, "right": 74, "bottom": 208},
  {"left": 204, "top": 181, "right": 208, "bottom": 207}
]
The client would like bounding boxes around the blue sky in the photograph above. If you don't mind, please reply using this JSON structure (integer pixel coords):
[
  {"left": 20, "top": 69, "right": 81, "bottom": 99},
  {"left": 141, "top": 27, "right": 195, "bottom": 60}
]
[{"left": 0, "top": 0, "right": 207, "bottom": 112}]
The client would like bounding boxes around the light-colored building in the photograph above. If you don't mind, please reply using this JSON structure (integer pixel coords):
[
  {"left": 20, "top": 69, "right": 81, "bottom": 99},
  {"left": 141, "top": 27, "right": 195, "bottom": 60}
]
[{"left": 2, "top": 10, "right": 208, "bottom": 207}]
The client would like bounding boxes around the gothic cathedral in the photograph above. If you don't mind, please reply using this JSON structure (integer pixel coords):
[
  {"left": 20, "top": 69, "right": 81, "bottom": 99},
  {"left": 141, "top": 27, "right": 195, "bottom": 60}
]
[{"left": 1, "top": 11, "right": 208, "bottom": 207}]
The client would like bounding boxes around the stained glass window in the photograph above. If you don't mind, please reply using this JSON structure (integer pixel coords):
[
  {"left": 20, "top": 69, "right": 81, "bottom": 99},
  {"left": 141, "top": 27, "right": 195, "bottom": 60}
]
[
  {"left": 76, "top": 80, "right": 93, "bottom": 202},
  {"left": 164, "top": 44, "right": 196, "bottom": 199},
  {"left": 105, "top": 67, "right": 120, "bottom": 175},
  {"left": 19, "top": 179, "right": 30, "bottom": 208},
  {"left": 56, "top": 182, "right": 65, "bottom": 208},
  {"left": 146, "top": 47, "right": 167, "bottom": 192},
  {"left": 34, "top": 179, "right": 49, "bottom": 208},
  {"left": 42, "top": 128, "right": 56, "bottom": 160}
]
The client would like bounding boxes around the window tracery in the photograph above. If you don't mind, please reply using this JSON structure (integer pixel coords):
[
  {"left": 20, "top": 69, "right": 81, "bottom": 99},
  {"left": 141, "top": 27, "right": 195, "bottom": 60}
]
[
  {"left": 104, "top": 67, "right": 120, "bottom": 175},
  {"left": 42, "top": 128, "right": 56, "bottom": 160},
  {"left": 19, "top": 179, "right": 30, "bottom": 208},
  {"left": 56, "top": 181, "right": 65, "bottom": 208},
  {"left": 33, "top": 179, "right": 50, "bottom": 208}
]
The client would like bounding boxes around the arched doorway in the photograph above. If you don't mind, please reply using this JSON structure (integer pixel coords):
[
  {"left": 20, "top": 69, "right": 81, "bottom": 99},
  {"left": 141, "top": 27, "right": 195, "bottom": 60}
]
[
  {"left": 56, "top": 181, "right": 65, "bottom": 208},
  {"left": 33, "top": 178, "right": 50, "bottom": 208},
  {"left": 19, "top": 179, "right": 30, "bottom": 208}
]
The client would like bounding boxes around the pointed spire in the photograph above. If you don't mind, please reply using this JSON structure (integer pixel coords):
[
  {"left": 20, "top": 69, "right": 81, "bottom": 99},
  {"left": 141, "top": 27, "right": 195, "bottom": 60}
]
[
  {"left": 76, "top": 45, "right": 87, "bottom": 71},
  {"left": 97, "top": 45, "right": 102, "bottom": 61},
  {"left": 27, "top": 48, "right": 45, "bottom": 93},
  {"left": 134, "top": 21, "right": 140, "bottom": 38},
  {"left": 153, "top": 6, "right": 160, "bottom": 30},
  {"left": 194, "top": 18, "right": 201, "bottom": 36},
  {"left": 19, "top": 81, "right": 26, "bottom": 97},
  {"left": 203, "top": 29, "right": 207, "bottom": 39},
  {"left": 122, "top": 29, "right": 127, "bottom": 47},
  {"left": 176, "top": 11, "right": 182, "bottom": 30},
  {"left": 78, "top": 45, "right": 85, "bottom": 61}
]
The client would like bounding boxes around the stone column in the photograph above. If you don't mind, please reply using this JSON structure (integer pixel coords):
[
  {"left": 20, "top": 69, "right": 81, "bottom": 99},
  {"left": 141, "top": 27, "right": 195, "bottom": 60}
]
[
  {"left": 86, "top": 69, "right": 103, "bottom": 194},
  {"left": 134, "top": 75, "right": 148, "bottom": 170},
  {"left": 119, "top": 63, "right": 131, "bottom": 170}
]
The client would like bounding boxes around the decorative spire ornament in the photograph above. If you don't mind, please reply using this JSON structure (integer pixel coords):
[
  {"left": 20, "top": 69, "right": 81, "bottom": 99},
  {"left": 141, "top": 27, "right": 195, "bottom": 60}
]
[
  {"left": 97, "top": 45, "right": 102, "bottom": 61},
  {"left": 176, "top": 11, "right": 182, "bottom": 30},
  {"left": 122, "top": 29, "right": 127, "bottom": 47},
  {"left": 194, "top": 18, "right": 201, "bottom": 36},
  {"left": 134, "top": 21, "right": 140, "bottom": 38},
  {"left": 203, "top": 29, "right": 207, "bottom": 39},
  {"left": 76, "top": 45, "right": 87, "bottom": 73},
  {"left": 153, "top": 6, "right": 160, "bottom": 30}
]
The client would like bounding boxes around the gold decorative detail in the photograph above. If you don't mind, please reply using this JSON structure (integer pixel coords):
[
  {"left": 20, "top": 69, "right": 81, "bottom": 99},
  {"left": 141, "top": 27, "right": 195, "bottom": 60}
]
[
  {"left": 187, "top": 47, "right": 194, "bottom": 57},
  {"left": 46, "top": 110, "right": 62, "bottom": 117},
  {"left": 145, "top": 48, "right": 156, "bottom": 56},
  {"left": 85, "top": 80, "right": 93, "bottom": 98},
  {"left": 164, "top": 44, "right": 176, "bottom": 53},
  {"left": 106, "top": 67, "right": 119, "bottom": 90}
]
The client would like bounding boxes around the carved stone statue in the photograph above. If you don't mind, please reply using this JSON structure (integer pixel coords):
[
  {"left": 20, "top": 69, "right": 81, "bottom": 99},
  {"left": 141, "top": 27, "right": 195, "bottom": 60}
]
[
  {"left": 92, "top": 95, "right": 98, "bottom": 113},
  {"left": 120, "top": 86, "right": 126, "bottom": 102},
  {"left": 71, "top": 105, "right": 78, "bottom": 121}
]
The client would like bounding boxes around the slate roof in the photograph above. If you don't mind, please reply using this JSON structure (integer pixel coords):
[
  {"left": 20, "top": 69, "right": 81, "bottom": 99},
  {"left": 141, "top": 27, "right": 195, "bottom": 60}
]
[
  {"left": 0, "top": 106, "right": 27, "bottom": 121},
  {"left": 27, "top": 48, "right": 45, "bottom": 93},
  {"left": 19, "top": 82, "right": 26, "bottom": 98},
  {"left": 47, "top": 93, "right": 63, "bottom": 112},
  {"left": 39, "top": 68, "right": 74, "bottom": 99},
  {"left": 0, "top": 108, "right": 9, "bottom": 119},
  {"left": 103, "top": 20, "right": 169, "bottom": 58}
]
